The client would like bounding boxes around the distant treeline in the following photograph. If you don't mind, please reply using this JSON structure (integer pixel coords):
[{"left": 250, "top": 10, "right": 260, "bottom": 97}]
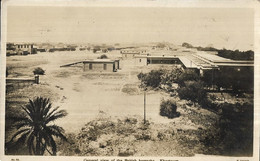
[
  {"left": 182, "top": 42, "right": 254, "bottom": 61},
  {"left": 49, "top": 47, "right": 76, "bottom": 52}
]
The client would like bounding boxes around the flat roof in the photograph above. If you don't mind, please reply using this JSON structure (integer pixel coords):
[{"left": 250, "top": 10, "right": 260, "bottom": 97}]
[
  {"left": 134, "top": 52, "right": 254, "bottom": 69},
  {"left": 195, "top": 52, "right": 254, "bottom": 64},
  {"left": 83, "top": 59, "right": 118, "bottom": 63},
  {"left": 178, "top": 56, "right": 198, "bottom": 68},
  {"left": 135, "top": 55, "right": 179, "bottom": 58}
]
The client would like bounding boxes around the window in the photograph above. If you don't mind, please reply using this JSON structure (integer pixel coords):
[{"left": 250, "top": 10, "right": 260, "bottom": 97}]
[
  {"left": 139, "top": 59, "right": 142, "bottom": 62},
  {"left": 103, "top": 64, "right": 107, "bottom": 70},
  {"left": 89, "top": 63, "right": 93, "bottom": 70}
]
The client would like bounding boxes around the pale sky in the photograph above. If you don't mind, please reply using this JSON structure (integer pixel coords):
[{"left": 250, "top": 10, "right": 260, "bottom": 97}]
[{"left": 7, "top": 6, "right": 254, "bottom": 51}]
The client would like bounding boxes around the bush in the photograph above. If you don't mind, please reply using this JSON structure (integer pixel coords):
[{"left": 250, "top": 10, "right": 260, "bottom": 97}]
[
  {"left": 6, "top": 68, "right": 9, "bottom": 77},
  {"left": 177, "top": 70, "right": 199, "bottom": 87},
  {"left": 200, "top": 102, "right": 254, "bottom": 156},
  {"left": 137, "top": 69, "right": 165, "bottom": 88},
  {"left": 182, "top": 42, "right": 193, "bottom": 48},
  {"left": 218, "top": 102, "right": 253, "bottom": 155},
  {"left": 98, "top": 54, "right": 108, "bottom": 59},
  {"left": 177, "top": 81, "right": 206, "bottom": 104},
  {"left": 33, "top": 67, "right": 45, "bottom": 75},
  {"left": 160, "top": 99, "right": 179, "bottom": 119},
  {"left": 160, "top": 67, "right": 183, "bottom": 88}
]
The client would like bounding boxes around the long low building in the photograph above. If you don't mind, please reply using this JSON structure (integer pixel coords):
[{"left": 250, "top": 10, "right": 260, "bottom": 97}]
[
  {"left": 121, "top": 49, "right": 147, "bottom": 59},
  {"left": 83, "top": 59, "right": 120, "bottom": 72},
  {"left": 135, "top": 55, "right": 182, "bottom": 66},
  {"left": 134, "top": 52, "right": 254, "bottom": 75},
  {"left": 60, "top": 59, "right": 120, "bottom": 72}
]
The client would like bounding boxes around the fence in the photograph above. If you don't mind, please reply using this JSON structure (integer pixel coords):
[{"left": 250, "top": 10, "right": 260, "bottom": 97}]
[{"left": 6, "top": 75, "right": 39, "bottom": 89}]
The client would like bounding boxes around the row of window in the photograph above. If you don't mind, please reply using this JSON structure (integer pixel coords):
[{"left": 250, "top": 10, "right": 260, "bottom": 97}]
[
  {"left": 121, "top": 50, "right": 146, "bottom": 53},
  {"left": 17, "top": 45, "right": 33, "bottom": 48},
  {"left": 88, "top": 64, "right": 107, "bottom": 70}
]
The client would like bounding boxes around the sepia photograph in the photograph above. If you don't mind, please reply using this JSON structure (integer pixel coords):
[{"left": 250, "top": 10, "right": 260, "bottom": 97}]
[{"left": 0, "top": 0, "right": 259, "bottom": 160}]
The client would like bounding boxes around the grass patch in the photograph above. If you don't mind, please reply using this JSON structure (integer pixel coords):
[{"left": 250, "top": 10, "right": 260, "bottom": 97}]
[{"left": 121, "top": 84, "right": 140, "bottom": 95}]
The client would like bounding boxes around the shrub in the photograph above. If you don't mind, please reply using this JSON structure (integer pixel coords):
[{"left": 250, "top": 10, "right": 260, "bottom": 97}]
[
  {"left": 98, "top": 54, "right": 108, "bottom": 59},
  {"left": 182, "top": 42, "right": 193, "bottom": 48},
  {"left": 177, "top": 70, "right": 199, "bottom": 87},
  {"left": 160, "top": 67, "right": 183, "bottom": 88},
  {"left": 33, "top": 67, "right": 45, "bottom": 75},
  {"left": 218, "top": 102, "right": 253, "bottom": 155},
  {"left": 177, "top": 81, "right": 206, "bottom": 104},
  {"left": 200, "top": 102, "right": 254, "bottom": 156},
  {"left": 160, "top": 99, "right": 179, "bottom": 119},
  {"left": 137, "top": 69, "right": 165, "bottom": 88},
  {"left": 6, "top": 68, "right": 9, "bottom": 77}
]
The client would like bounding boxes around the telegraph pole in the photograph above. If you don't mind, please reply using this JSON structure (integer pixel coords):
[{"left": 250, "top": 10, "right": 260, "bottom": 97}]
[{"left": 144, "top": 90, "right": 146, "bottom": 124}]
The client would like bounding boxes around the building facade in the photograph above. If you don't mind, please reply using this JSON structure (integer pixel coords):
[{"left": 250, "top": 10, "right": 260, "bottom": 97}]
[
  {"left": 15, "top": 44, "right": 36, "bottom": 55},
  {"left": 83, "top": 59, "right": 120, "bottom": 72},
  {"left": 120, "top": 49, "right": 147, "bottom": 59},
  {"left": 6, "top": 43, "right": 37, "bottom": 56}
]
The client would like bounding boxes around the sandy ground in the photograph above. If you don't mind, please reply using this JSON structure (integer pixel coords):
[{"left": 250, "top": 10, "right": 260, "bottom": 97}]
[
  {"left": 5, "top": 50, "right": 252, "bottom": 156},
  {"left": 7, "top": 51, "right": 175, "bottom": 133}
]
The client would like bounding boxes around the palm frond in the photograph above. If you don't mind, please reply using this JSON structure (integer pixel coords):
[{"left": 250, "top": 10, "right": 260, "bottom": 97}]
[
  {"left": 42, "top": 102, "right": 52, "bottom": 118},
  {"left": 21, "top": 106, "right": 34, "bottom": 120},
  {"left": 8, "top": 128, "right": 31, "bottom": 143},
  {"left": 27, "top": 131, "right": 36, "bottom": 155},
  {"left": 44, "top": 107, "right": 59, "bottom": 120},
  {"left": 49, "top": 135, "right": 57, "bottom": 156},
  {"left": 15, "top": 130, "right": 31, "bottom": 145},
  {"left": 45, "top": 110, "right": 67, "bottom": 124},
  {"left": 28, "top": 99, "right": 36, "bottom": 113},
  {"left": 15, "top": 121, "right": 32, "bottom": 130},
  {"left": 45, "top": 125, "right": 67, "bottom": 141}
]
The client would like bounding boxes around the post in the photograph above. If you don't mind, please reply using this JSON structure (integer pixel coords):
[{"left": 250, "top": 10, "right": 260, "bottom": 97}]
[
  {"left": 35, "top": 75, "right": 39, "bottom": 84},
  {"left": 144, "top": 90, "right": 146, "bottom": 124},
  {"left": 211, "top": 69, "right": 214, "bottom": 89}
]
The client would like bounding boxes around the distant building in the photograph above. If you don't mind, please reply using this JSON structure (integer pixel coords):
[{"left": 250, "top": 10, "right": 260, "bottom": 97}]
[
  {"left": 120, "top": 49, "right": 147, "bottom": 59},
  {"left": 134, "top": 55, "right": 182, "bottom": 66},
  {"left": 134, "top": 52, "right": 253, "bottom": 75},
  {"left": 83, "top": 59, "right": 120, "bottom": 72},
  {"left": 37, "top": 48, "right": 46, "bottom": 52},
  {"left": 134, "top": 55, "right": 148, "bottom": 66},
  {"left": 15, "top": 44, "right": 36, "bottom": 55},
  {"left": 6, "top": 43, "right": 37, "bottom": 56}
]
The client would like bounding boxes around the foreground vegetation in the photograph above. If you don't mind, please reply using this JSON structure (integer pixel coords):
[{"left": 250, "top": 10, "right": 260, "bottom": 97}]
[
  {"left": 57, "top": 110, "right": 218, "bottom": 156},
  {"left": 6, "top": 97, "right": 67, "bottom": 155},
  {"left": 137, "top": 67, "right": 253, "bottom": 156}
]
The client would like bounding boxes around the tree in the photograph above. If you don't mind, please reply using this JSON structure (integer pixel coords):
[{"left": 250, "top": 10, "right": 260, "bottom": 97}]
[
  {"left": 7, "top": 97, "right": 67, "bottom": 155},
  {"left": 177, "top": 80, "right": 206, "bottom": 104},
  {"left": 160, "top": 99, "right": 179, "bottom": 118},
  {"left": 6, "top": 68, "right": 9, "bottom": 77},
  {"left": 217, "top": 102, "right": 253, "bottom": 155},
  {"left": 98, "top": 54, "right": 108, "bottom": 59},
  {"left": 177, "top": 70, "right": 199, "bottom": 87},
  {"left": 137, "top": 69, "right": 165, "bottom": 88},
  {"left": 33, "top": 67, "right": 45, "bottom": 75},
  {"left": 156, "top": 43, "right": 166, "bottom": 48},
  {"left": 182, "top": 42, "right": 193, "bottom": 48}
]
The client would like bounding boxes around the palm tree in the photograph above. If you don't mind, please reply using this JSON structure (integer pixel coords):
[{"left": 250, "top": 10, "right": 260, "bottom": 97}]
[{"left": 8, "top": 97, "right": 67, "bottom": 155}]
